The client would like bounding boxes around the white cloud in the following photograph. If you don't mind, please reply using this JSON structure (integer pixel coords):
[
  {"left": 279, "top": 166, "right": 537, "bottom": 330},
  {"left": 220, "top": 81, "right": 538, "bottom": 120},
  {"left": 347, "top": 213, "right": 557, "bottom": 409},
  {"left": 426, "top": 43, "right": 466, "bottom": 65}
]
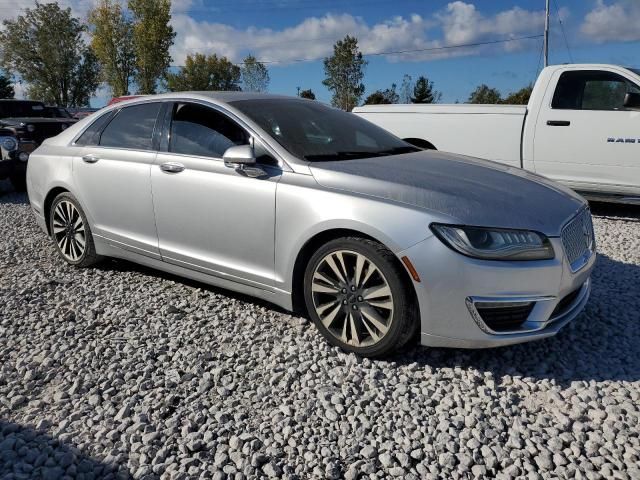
[
  {"left": 437, "top": 2, "right": 549, "bottom": 53},
  {"left": 581, "top": 0, "right": 640, "bottom": 43},
  {"left": 0, "top": 0, "right": 99, "bottom": 24},
  {"left": 169, "top": 2, "right": 554, "bottom": 66}
]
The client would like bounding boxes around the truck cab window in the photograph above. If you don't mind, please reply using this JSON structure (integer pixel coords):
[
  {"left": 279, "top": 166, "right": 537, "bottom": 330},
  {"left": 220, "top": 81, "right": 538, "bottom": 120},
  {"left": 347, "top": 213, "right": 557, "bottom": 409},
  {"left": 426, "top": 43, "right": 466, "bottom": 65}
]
[{"left": 552, "top": 70, "right": 640, "bottom": 111}]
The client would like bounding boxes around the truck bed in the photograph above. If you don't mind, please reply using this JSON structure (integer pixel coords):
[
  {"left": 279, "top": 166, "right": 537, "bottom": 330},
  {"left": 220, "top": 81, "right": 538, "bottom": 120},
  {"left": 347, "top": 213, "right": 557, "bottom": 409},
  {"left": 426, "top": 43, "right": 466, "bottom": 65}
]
[{"left": 354, "top": 104, "right": 527, "bottom": 167}]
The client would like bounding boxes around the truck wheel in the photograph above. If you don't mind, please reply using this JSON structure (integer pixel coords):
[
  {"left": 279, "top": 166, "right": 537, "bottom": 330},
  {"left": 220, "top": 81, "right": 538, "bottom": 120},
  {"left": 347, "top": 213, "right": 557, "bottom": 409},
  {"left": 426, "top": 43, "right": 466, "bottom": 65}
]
[{"left": 9, "top": 173, "right": 26, "bottom": 192}]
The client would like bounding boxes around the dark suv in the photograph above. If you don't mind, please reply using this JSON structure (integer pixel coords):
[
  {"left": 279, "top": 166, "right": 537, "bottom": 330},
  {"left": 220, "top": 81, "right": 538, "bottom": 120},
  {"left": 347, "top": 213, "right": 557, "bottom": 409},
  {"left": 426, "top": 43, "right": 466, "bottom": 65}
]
[{"left": 0, "top": 100, "right": 76, "bottom": 191}]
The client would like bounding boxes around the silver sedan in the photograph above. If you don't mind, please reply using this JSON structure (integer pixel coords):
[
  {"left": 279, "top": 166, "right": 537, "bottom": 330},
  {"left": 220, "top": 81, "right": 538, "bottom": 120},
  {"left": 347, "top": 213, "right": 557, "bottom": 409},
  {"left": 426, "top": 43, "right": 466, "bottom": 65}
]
[{"left": 26, "top": 93, "right": 596, "bottom": 357}]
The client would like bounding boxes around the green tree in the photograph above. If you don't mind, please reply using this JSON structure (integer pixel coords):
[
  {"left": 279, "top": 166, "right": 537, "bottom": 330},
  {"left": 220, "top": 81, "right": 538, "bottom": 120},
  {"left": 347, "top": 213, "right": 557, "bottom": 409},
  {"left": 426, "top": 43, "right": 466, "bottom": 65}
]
[
  {"left": 241, "top": 55, "right": 269, "bottom": 92},
  {"left": 399, "top": 74, "right": 413, "bottom": 104},
  {"left": 364, "top": 84, "right": 399, "bottom": 105},
  {"left": 468, "top": 84, "right": 502, "bottom": 104},
  {"left": 129, "top": 0, "right": 175, "bottom": 94},
  {"left": 88, "top": 0, "right": 136, "bottom": 97},
  {"left": 0, "top": 71, "right": 14, "bottom": 98},
  {"left": 299, "top": 89, "right": 315, "bottom": 100},
  {"left": 412, "top": 76, "right": 441, "bottom": 104},
  {"left": 166, "top": 53, "right": 241, "bottom": 91},
  {"left": 0, "top": 3, "right": 100, "bottom": 107},
  {"left": 322, "top": 35, "right": 367, "bottom": 111},
  {"left": 502, "top": 85, "right": 533, "bottom": 105}
]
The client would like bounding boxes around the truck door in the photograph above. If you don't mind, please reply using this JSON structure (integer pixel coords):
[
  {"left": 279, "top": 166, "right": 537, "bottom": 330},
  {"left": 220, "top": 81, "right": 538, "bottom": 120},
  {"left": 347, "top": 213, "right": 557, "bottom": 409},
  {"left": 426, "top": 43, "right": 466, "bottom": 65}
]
[{"left": 532, "top": 68, "right": 640, "bottom": 197}]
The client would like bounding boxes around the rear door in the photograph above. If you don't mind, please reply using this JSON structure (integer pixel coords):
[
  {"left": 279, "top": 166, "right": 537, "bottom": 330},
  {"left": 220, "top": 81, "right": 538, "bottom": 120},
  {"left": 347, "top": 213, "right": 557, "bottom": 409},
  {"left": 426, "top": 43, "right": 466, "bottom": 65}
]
[
  {"left": 73, "top": 102, "right": 163, "bottom": 259},
  {"left": 533, "top": 68, "right": 640, "bottom": 195}
]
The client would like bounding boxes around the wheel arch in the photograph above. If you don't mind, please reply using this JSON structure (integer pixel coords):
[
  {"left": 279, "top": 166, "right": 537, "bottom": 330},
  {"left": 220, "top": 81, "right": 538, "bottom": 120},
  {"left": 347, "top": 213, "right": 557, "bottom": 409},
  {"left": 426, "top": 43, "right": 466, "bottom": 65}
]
[
  {"left": 290, "top": 228, "right": 420, "bottom": 318},
  {"left": 43, "top": 186, "right": 71, "bottom": 236},
  {"left": 403, "top": 138, "right": 437, "bottom": 150}
]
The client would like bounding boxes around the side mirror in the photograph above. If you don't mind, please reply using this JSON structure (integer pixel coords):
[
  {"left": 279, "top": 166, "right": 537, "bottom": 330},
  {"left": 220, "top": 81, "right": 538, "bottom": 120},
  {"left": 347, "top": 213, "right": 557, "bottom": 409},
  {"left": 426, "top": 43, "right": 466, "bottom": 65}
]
[
  {"left": 223, "top": 144, "right": 256, "bottom": 167},
  {"left": 623, "top": 92, "right": 640, "bottom": 110}
]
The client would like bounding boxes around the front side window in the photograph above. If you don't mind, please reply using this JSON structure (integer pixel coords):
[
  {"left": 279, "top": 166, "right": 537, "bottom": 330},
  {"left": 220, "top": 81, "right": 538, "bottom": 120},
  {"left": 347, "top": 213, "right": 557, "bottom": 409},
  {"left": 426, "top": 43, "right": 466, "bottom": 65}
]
[
  {"left": 552, "top": 70, "right": 640, "bottom": 111},
  {"left": 99, "top": 102, "right": 161, "bottom": 150},
  {"left": 169, "top": 102, "right": 249, "bottom": 158}
]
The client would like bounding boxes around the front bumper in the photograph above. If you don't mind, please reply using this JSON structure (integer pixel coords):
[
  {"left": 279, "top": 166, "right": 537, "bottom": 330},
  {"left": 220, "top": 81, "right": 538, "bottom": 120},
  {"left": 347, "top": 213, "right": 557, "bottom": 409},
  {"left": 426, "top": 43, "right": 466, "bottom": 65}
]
[{"left": 399, "top": 234, "right": 596, "bottom": 349}]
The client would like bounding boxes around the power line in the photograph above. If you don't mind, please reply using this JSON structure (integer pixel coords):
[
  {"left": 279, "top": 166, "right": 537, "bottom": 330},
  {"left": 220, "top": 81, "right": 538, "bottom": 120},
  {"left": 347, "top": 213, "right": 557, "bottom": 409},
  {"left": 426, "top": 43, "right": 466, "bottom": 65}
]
[
  {"left": 532, "top": 37, "right": 545, "bottom": 85},
  {"left": 202, "top": 34, "right": 544, "bottom": 67},
  {"left": 553, "top": 0, "right": 574, "bottom": 63}
]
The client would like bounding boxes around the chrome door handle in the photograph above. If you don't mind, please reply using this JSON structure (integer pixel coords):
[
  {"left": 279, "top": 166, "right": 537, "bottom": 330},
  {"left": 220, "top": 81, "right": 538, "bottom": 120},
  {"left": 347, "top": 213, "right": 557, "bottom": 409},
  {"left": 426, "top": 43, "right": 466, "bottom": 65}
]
[
  {"left": 82, "top": 154, "right": 100, "bottom": 163},
  {"left": 160, "top": 162, "right": 185, "bottom": 173}
]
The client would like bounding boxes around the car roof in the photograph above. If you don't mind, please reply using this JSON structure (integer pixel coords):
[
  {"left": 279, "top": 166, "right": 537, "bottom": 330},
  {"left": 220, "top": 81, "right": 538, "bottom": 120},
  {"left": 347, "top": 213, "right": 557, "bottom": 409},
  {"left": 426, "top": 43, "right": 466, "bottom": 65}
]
[{"left": 123, "top": 91, "right": 297, "bottom": 105}]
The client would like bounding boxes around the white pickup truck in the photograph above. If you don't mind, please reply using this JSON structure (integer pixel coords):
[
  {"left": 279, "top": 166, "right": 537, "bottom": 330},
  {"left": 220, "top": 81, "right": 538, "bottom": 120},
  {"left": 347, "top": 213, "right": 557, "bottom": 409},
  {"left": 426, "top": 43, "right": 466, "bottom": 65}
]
[{"left": 354, "top": 64, "right": 640, "bottom": 204}]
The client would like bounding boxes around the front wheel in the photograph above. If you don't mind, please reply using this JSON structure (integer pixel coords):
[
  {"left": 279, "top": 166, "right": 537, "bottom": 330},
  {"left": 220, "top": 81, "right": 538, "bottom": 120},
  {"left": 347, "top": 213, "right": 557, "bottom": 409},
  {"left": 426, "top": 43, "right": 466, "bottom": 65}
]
[
  {"left": 49, "top": 192, "right": 101, "bottom": 267},
  {"left": 303, "top": 237, "right": 418, "bottom": 358}
]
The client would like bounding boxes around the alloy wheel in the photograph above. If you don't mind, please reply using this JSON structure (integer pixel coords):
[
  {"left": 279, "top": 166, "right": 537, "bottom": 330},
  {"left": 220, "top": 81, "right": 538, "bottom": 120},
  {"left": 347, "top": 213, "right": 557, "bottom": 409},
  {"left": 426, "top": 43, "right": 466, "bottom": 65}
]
[
  {"left": 311, "top": 249, "right": 394, "bottom": 347},
  {"left": 52, "top": 200, "right": 86, "bottom": 262}
]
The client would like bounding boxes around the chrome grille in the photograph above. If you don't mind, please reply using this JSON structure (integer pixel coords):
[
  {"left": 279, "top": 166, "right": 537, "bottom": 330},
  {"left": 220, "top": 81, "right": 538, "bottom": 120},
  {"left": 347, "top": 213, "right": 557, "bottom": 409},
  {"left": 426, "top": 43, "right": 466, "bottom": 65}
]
[{"left": 561, "top": 209, "right": 595, "bottom": 272}]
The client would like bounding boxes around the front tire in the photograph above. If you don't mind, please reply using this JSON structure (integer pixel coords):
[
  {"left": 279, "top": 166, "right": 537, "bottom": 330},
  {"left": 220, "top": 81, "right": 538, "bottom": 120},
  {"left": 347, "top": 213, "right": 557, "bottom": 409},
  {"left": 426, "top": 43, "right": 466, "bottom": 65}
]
[
  {"left": 303, "top": 237, "right": 418, "bottom": 358},
  {"left": 49, "top": 192, "right": 100, "bottom": 267}
]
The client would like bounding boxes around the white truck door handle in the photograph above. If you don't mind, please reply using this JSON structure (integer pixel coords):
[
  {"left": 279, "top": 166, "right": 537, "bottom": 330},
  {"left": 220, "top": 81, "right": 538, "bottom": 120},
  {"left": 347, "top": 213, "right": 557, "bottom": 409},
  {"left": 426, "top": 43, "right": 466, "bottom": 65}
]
[
  {"left": 160, "top": 162, "right": 185, "bottom": 173},
  {"left": 82, "top": 154, "right": 100, "bottom": 163},
  {"left": 547, "top": 120, "right": 571, "bottom": 127}
]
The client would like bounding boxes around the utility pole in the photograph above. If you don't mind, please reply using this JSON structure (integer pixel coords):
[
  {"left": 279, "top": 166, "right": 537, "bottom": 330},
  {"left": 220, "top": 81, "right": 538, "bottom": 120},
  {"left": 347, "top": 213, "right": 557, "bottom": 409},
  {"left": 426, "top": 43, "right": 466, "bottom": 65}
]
[
  {"left": 544, "top": 0, "right": 550, "bottom": 67},
  {"left": 296, "top": 86, "right": 300, "bottom": 97}
]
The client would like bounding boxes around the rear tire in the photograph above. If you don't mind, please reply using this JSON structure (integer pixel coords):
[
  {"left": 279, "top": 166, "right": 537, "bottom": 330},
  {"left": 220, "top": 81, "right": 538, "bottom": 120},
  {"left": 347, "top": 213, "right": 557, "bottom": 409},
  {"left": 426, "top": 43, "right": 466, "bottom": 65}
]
[
  {"left": 49, "top": 192, "right": 101, "bottom": 267},
  {"left": 303, "top": 237, "right": 418, "bottom": 358}
]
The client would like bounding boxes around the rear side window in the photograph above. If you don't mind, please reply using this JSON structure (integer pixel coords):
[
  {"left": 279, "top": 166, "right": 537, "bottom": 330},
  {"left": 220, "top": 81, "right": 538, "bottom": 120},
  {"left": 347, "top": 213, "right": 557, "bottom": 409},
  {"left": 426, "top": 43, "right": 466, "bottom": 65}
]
[
  {"left": 99, "top": 103, "right": 162, "bottom": 150},
  {"left": 552, "top": 70, "right": 640, "bottom": 111},
  {"left": 168, "top": 102, "right": 249, "bottom": 158},
  {"left": 74, "top": 111, "right": 115, "bottom": 146}
]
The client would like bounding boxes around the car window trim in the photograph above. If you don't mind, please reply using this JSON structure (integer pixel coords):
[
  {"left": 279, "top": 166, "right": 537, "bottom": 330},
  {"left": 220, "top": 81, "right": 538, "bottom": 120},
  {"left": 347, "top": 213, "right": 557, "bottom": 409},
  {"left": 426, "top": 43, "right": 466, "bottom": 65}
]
[
  {"left": 70, "top": 110, "right": 116, "bottom": 146},
  {"left": 71, "top": 100, "right": 164, "bottom": 149},
  {"left": 97, "top": 101, "right": 164, "bottom": 151},
  {"left": 159, "top": 99, "right": 287, "bottom": 169}
]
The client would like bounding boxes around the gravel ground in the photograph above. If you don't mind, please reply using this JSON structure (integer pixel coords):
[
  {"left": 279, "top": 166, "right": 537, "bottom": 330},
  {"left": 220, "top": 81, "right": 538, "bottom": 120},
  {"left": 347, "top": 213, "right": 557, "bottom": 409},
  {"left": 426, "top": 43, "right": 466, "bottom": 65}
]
[{"left": 1, "top": 188, "right": 639, "bottom": 480}]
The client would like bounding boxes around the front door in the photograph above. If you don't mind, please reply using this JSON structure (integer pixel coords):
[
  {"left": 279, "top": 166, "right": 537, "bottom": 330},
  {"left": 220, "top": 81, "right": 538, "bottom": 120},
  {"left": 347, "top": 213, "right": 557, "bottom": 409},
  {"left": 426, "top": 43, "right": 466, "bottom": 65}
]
[
  {"left": 533, "top": 68, "right": 640, "bottom": 196},
  {"left": 151, "top": 101, "right": 281, "bottom": 289},
  {"left": 72, "top": 102, "right": 163, "bottom": 258}
]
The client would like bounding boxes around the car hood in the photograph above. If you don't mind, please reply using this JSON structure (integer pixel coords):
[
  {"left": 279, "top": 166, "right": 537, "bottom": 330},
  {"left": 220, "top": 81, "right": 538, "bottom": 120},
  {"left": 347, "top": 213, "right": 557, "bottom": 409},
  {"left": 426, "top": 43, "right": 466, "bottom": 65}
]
[{"left": 309, "top": 150, "right": 586, "bottom": 236}]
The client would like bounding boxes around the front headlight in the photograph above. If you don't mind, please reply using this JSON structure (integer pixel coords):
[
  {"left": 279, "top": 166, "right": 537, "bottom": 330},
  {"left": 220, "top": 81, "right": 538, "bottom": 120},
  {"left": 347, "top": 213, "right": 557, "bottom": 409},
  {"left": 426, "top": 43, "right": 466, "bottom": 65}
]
[{"left": 431, "top": 224, "right": 555, "bottom": 261}]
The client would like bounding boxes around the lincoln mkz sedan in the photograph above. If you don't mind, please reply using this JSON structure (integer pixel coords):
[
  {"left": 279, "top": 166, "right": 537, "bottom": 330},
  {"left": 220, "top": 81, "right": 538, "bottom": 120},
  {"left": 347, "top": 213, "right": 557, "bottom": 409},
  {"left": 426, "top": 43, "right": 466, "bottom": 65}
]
[{"left": 26, "top": 93, "right": 596, "bottom": 357}]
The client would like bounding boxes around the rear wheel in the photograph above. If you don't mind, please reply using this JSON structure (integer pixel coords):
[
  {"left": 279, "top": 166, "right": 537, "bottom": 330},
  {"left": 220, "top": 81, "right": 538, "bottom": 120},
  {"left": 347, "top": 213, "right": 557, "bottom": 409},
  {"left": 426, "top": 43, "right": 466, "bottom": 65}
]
[
  {"left": 49, "top": 192, "right": 100, "bottom": 267},
  {"left": 303, "top": 237, "right": 418, "bottom": 357}
]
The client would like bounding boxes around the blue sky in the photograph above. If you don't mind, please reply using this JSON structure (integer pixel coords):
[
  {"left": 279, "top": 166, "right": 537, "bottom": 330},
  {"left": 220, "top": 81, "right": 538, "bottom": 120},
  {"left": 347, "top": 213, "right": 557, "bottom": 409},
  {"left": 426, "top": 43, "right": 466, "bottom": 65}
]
[
  {"left": 4, "top": 0, "right": 640, "bottom": 105},
  {"left": 166, "top": 0, "right": 640, "bottom": 104}
]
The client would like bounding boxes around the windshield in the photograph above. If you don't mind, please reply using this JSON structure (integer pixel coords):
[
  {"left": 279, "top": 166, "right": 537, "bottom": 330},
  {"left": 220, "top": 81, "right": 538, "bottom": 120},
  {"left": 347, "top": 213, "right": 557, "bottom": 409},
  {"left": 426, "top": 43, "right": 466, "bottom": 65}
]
[{"left": 230, "top": 98, "right": 419, "bottom": 161}]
